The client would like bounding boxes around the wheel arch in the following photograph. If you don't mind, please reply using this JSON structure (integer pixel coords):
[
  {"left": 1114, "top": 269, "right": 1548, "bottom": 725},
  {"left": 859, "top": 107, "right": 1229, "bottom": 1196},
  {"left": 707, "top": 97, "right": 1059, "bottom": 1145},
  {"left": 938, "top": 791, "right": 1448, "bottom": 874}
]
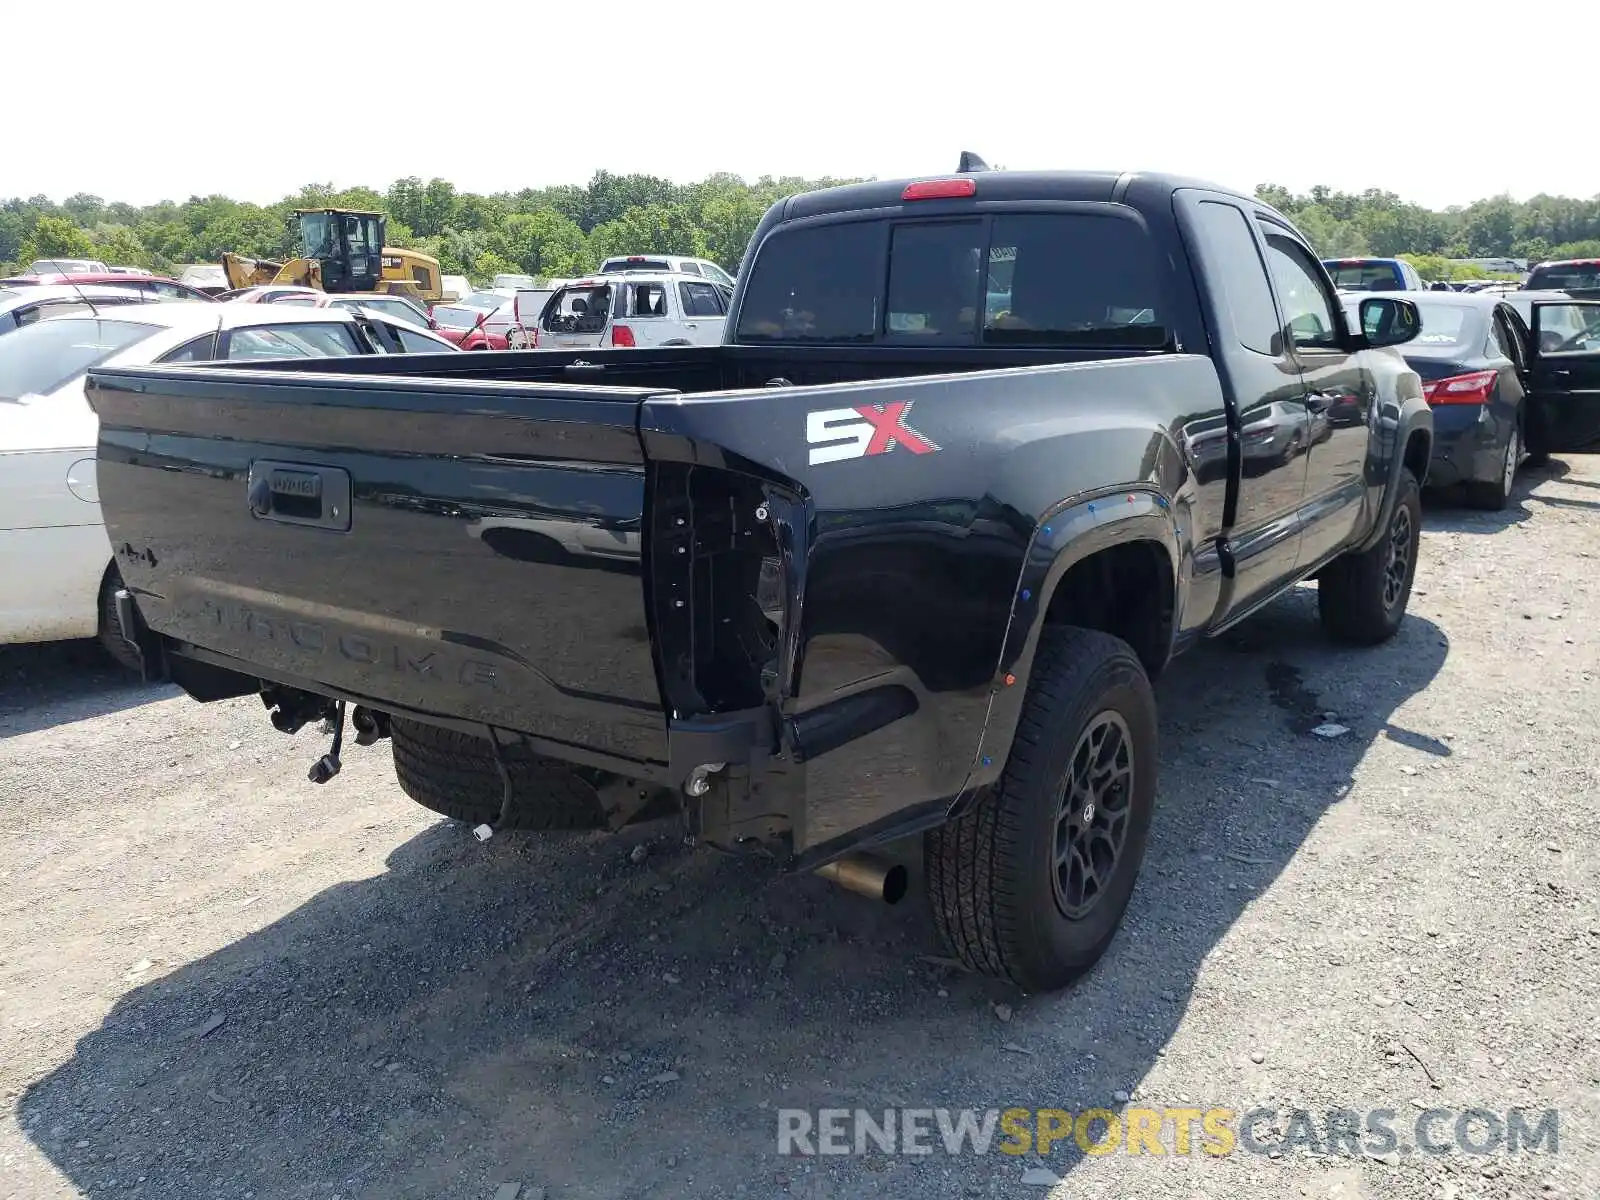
[{"left": 949, "top": 489, "right": 1181, "bottom": 819}]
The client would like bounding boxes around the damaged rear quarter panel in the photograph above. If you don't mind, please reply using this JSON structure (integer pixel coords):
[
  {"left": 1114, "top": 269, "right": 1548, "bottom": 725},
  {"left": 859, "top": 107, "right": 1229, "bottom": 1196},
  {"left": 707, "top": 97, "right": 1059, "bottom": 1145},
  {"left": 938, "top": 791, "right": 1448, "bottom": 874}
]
[{"left": 640, "top": 354, "right": 1202, "bottom": 855}]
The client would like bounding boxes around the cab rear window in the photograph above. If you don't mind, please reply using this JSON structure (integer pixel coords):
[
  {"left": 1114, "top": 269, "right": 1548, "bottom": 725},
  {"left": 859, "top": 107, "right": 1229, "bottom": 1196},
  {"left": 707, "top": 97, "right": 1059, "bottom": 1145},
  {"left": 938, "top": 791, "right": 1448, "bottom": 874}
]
[
  {"left": 736, "top": 212, "right": 1168, "bottom": 348},
  {"left": 1525, "top": 261, "right": 1600, "bottom": 292},
  {"left": 1325, "top": 260, "right": 1407, "bottom": 291}
]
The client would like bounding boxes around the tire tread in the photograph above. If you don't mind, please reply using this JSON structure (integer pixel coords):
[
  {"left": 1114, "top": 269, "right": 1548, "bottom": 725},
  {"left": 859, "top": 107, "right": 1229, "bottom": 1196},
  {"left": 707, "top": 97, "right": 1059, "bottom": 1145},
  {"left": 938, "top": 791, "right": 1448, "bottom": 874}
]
[
  {"left": 926, "top": 627, "right": 1154, "bottom": 990},
  {"left": 389, "top": 717, "right": 604, "bottom": 830}
]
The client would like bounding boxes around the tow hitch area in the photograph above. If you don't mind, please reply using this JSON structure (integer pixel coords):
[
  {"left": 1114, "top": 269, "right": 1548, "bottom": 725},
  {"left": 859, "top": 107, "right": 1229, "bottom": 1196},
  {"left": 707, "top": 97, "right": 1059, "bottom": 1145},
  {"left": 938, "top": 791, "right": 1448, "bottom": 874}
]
[{"left": 260, "top": 687, "right": 348, "bottom": 783}]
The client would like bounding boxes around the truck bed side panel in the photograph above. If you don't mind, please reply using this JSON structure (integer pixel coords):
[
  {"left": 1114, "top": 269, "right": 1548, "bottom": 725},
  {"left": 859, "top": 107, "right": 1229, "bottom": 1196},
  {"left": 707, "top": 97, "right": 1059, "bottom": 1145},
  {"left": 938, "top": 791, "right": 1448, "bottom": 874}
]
[
  {"left": 90, "top": 368, "right": 669, "bottom": 768},
  {"left": 641, "top": 353, "right": 1224, "bottom": 853}
]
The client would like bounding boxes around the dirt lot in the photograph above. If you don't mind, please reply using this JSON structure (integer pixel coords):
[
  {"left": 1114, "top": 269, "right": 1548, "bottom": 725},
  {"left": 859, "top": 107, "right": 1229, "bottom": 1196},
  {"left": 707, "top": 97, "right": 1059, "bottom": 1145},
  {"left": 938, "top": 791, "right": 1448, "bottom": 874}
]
[{"left": 2, "top": 459, "right": 1597, "bottom": 1200}]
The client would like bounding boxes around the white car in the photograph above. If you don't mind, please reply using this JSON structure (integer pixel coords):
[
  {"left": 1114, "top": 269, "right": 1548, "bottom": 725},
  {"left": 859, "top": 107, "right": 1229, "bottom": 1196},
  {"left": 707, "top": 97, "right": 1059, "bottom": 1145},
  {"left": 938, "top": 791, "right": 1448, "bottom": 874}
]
[
  {"left": 535, "top": 272, "right": 731, "bottom": 350},
  {"left": 0, "top": 303, "right": 457, "bottom": 665},
  {"left": 255, "top": 289, "right": 435, "bottom": 330},
  {"left": 596, "top": 254, "right": 735, "bottom": 287},
  {"left": 1, "top": 284, "right": 171, "bottom": 334}
]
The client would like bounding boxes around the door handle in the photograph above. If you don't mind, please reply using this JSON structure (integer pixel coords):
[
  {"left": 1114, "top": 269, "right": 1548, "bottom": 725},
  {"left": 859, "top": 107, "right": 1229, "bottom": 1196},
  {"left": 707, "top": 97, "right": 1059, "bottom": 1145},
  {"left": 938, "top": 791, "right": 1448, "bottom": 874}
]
[
  {"left": 247, "top": 461, "right": 352, "bottom": 531},
  {"left": 683, "top": 322, "right": 698, "bottom": 328}
]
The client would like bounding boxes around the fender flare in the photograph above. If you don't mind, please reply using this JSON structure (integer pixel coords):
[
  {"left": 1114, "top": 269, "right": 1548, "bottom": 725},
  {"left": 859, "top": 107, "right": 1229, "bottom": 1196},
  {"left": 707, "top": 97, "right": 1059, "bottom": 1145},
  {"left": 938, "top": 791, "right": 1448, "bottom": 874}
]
[
  {"left": 1355, "top": 402, "right": 1432, "bottom": 554},
  {"left": 947, "top": 486, "right": 1183, "bottom": 817}
]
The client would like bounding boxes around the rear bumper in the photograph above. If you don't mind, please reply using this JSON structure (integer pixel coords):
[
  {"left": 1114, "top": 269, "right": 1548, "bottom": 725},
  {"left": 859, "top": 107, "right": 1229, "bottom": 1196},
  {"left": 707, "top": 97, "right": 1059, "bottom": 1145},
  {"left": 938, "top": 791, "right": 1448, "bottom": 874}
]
[
  {"left": 141, "top": 620, "right": 955, "bottom": 868},
  {"left": 1424, "top": 405, "right": 1505, "bottom": 488}
]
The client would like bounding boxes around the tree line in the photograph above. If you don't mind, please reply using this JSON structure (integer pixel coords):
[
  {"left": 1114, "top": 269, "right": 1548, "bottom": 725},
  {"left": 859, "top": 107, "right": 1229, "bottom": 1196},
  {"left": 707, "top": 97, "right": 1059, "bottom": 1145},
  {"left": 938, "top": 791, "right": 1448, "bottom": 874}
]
[{"left": 3, "top": 173, "right": 1598, "bottom": 284}]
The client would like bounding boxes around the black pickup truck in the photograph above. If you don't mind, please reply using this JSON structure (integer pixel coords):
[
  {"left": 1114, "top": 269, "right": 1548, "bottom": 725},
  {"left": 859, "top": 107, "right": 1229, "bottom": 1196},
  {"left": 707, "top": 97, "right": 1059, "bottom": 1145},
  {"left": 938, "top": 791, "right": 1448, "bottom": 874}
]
[{"left": 88, "top": 162, "right": 1431, "bottom": 993}]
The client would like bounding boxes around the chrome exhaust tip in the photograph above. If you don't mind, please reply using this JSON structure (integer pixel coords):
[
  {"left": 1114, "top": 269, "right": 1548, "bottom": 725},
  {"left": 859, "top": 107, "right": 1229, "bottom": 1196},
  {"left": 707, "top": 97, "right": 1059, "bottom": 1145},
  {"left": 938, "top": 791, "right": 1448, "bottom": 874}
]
[{"left": 815, "top": 854, "right": 909, "bottom": 905}]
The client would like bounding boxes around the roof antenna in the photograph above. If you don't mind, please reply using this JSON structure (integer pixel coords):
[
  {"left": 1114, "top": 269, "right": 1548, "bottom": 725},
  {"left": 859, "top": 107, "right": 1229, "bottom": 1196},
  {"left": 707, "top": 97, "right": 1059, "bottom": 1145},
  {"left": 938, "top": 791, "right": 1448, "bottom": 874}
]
[{"left": 957, "top": 151, "right": 991, "bottom": 174}]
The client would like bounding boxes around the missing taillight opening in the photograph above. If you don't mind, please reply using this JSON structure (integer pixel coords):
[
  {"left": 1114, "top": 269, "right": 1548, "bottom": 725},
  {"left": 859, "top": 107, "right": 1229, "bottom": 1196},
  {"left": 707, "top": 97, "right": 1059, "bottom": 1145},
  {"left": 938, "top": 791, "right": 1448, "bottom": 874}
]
[{"left": 648, "top": 463, "right": 786, "bottom": 715}]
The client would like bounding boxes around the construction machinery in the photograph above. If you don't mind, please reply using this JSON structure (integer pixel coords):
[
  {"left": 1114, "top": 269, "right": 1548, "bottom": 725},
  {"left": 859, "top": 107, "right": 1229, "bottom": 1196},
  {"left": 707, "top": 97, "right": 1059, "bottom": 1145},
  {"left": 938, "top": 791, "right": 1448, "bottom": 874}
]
[{"left": 220, "top": 209, "right": 444, "bottom": 302}]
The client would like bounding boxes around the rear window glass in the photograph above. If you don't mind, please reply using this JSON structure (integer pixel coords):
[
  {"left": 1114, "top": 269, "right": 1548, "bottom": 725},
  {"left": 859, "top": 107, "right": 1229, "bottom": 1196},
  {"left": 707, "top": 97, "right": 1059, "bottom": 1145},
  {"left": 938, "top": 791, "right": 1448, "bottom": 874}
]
[
  {"left": 1525, "top": 262, "right": 1600, "bottom": 291},
  {"left": 542, "top": 284, "right": 614, "bottom": 334},
  {"left": 226, "top": 323, "right": 364, "bottom": 360},
  {"left": 603, "top": 258, "right": 671, "bottom": 273},
  {"left": 0, "top": 317, "right": 159, "bottom": 399},
  {"left": 430, "top": 305, "right": 481, "bottom": 330},
  {"left": 736, "top": 220, "right": 883, "bottom": 343},
  {"left": 737, "top": 213, "right": 1167, "bottom": 348},
  {"left": 1408, "top": 302, "right": 1474, "bottom": 346},
  {"left": 1324, "top": 260, "right": 1406, "bottom": 291}
]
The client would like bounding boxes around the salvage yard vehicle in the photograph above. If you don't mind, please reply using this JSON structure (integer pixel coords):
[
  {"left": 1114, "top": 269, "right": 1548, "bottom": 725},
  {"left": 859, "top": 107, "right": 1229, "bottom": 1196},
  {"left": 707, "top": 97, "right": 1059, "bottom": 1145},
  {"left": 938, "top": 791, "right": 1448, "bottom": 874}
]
[
  {"left": 537, "top": 272, "right": 729, "bottom": 348},
  {"left": 0, "top": 304, "right": 457, "bottom": 665},
  {"left": 597, "top": 254, "right": 736, "bottom": 287},
  {"left": 256, "top": 289, "right": 436, "bottom": 330},
  {"left": 1521, "top": 257, "right": 1600, "bottom": 298},
  {"left": 0, "top": 272, "right": 217, "bottom": 302},
  {"left": 1322, "top": 256, "right": 1425, "bottom": 292},
  {"left": 89, "top": 162, "right": 1432, "bottom": 993},
  {"left": 1344, "top": 291, "right": 1600, "bottom": 509},
  {"left": 1502, "top": 292, "right": 1600, "bottom": 457},
  {"left": 0, "top": 284, "right": 167, "bottom": 335}
]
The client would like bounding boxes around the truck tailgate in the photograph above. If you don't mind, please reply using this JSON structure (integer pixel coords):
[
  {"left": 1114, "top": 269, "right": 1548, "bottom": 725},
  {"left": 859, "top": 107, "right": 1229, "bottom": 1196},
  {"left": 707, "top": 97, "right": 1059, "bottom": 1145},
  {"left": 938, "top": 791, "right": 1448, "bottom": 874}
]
[{"left": 88, "top": 366, "right": 669, "bottom": 769}]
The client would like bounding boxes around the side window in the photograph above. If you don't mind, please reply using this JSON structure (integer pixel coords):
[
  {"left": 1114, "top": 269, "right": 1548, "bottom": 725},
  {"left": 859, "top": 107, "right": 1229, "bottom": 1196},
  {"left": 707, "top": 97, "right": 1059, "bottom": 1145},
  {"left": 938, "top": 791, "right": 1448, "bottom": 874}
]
[
  {"left": 704, "top": 263, "right": 735, "bottom": 287},
  {"left": 679, "top": 281, "right": 723, "bottom": 317},
  {"left": 1260, "top": 228, "right": 1342, "bottom": 351},
  {"left": 630, "top": 282, "right": 668, "bottom": 318},
  {"left": 1194, "top": 201, "right": 1282, "bottom": 355},
  {"left": 1487, "top": 312, "right": 1515, "bottom": 363},
  {"left": 543, "top": 285, "right": 612, "bottom": 333},
  {"left": 391, "top": 324, "right": 447, "bottom": 353},
  {"left": 158, "top": 334, "right": 218, "bottom": 363},
  {"left": 362, "top": 319, "right": 404, "bottom": 353},
  {"left": 17, "top": 300, "right": 94, "bottom": 326},
  {"left": 1533, "top": 302, "right": 1600, "bottom": 354},
  {"left": 225, "top": 323, "right": 364, "bottom": 360},
  {"left": 677, "top": 261, "right": 702, "bottom": 276}
]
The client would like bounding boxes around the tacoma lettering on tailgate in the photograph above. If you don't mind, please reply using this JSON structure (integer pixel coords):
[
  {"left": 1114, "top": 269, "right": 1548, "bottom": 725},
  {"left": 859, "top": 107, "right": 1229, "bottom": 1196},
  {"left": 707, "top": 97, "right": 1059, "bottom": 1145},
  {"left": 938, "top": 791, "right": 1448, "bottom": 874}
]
[{"left": 199, "top": 601, "right": 503, "bottom": 690}]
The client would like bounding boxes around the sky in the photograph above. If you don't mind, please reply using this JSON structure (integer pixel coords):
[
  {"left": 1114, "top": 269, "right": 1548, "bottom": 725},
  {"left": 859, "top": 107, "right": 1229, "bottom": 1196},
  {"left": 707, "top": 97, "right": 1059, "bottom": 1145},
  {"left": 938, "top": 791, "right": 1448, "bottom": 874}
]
[{"left": 6, "top": 1, "right": 1595, "bottom": 211}]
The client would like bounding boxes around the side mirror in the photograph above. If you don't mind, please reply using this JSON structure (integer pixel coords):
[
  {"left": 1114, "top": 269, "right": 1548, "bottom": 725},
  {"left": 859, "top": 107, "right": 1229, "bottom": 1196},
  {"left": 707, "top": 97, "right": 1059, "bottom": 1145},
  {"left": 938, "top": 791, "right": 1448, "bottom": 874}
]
[{"left": 1358, "top": 296, "right": 1422, "bottom": 348}]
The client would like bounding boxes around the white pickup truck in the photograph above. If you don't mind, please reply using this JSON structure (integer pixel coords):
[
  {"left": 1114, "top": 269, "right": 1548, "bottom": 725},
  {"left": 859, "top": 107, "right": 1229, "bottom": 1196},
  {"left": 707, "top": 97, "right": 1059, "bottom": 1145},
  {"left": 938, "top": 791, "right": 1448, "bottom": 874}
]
[{"left": 534, "top": 271, "right": 733, "bottom": 349}]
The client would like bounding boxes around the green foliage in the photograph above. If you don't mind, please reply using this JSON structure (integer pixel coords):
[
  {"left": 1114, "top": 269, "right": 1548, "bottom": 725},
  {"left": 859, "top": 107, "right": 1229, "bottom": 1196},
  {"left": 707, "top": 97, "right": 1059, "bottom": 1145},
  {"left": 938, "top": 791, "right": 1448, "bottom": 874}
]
[
  {"left": 1259, "top": 184, "right": 1600, "bottom": 264},
  {"left": 6, "top": 173, "right": 1596, "bottom": 285},
  {"left": 17, "top": 215, "right": 96, "bottom": 265}
]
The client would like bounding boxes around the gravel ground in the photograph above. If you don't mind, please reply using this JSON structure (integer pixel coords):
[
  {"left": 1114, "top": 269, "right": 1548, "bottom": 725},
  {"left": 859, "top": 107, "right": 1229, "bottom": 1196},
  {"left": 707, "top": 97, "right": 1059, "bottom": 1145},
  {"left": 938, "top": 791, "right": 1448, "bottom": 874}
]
[{"left": 2, "top": 457, "right": 1597, "bottom": 1200}]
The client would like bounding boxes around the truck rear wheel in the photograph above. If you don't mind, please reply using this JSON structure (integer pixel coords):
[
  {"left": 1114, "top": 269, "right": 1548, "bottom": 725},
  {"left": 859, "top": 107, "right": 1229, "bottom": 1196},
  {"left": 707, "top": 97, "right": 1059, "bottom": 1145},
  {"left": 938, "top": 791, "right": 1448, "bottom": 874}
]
[
  {"left": 1317, "top": 467, "right": 1421, "bottom": 645},
  {"left": 97, "top": 563, "right": 143, "bottom": 672},
  {"left": 924, "top": 627, "right": 1157, "bottom": 993},
  {"left": 389, "top": 717, "right": 607, "bottom": 830}
]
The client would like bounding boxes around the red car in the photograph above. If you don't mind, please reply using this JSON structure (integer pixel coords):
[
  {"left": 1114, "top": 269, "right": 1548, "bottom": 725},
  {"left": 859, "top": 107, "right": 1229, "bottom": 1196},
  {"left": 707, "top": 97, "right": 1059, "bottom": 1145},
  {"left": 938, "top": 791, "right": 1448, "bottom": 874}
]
[
  {"left": 430, "top": 302, "right": 517, "bottom": 349},
  {"left": 0, "top": 272, "right": 217, "bottom": 302}
]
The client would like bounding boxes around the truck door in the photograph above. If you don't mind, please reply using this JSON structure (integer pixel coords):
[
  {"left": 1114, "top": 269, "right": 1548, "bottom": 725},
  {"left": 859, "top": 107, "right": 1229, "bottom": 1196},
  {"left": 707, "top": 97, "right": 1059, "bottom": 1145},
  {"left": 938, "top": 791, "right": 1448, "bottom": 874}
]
[
  {"left": 1256, "top": 222, "right": 1374, "bottom": 568},
  {"left": 1524, "top": 299, "right": 1600, "bottom": 451},
  {"left": 1176, "top": 195, "right": 1310, "bottom": 621}
]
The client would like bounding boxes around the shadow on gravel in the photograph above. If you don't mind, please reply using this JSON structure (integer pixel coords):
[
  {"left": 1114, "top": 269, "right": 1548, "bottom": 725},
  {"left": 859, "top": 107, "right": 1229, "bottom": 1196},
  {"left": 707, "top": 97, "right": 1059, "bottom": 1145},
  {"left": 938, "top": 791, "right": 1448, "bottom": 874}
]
[
  {"left": 21, "top": 592, "right": 1449, "bottom": 1199},
  {"left": 1418, "top": 456, "right": 1594, "bottom": 535},
  {"left": 0, "top": 641, "right": 173, "bottom": 740}
]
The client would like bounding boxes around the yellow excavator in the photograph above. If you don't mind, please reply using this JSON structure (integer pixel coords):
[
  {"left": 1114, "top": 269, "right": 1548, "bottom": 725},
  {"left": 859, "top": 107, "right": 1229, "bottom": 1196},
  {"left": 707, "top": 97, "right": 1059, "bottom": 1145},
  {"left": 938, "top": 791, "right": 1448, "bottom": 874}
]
[{"left": 220, "top": 209, "right": 444, "bottom": 302}]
